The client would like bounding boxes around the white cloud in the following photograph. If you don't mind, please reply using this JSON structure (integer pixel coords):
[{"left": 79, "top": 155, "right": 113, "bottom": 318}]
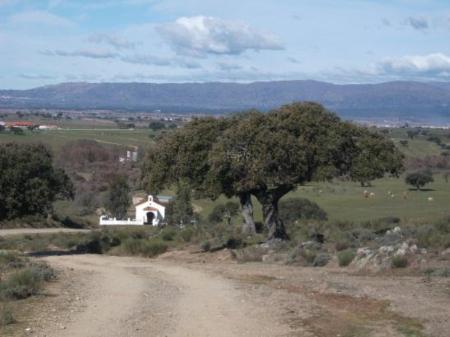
[
  {"left": 121, "top": 53, "right": 201, "bottom": 69},
  {"left": 217, "top": 62, "right": 243, "bottom": 71},
  {"left": 43, "top": 48, "right": 118, "bottom": 59},
  {"left": 88, "top": 33, "right": 137, "bottom": 50},
  {"left": 9, "top": 10, "right": 75, "bottom": 28},
  {"left": 378, "top": 53, "right": 450, "bottom": 78},
  {"left": 156, "top": 16, "right": 283, "bottom": 56},
  {"left": 19, "top": 73, "right": 56, "bottom": 80}
]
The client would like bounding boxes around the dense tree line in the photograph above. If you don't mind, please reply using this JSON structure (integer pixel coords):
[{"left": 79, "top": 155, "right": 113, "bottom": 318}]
[{"left": 142, "top": 102, "right": 404, "bottom": 240}]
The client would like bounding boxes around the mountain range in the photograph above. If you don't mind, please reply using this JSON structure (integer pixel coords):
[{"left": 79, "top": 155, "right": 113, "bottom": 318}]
[{"left": 1, "top": 80, "right": 450, "bottom": 124}]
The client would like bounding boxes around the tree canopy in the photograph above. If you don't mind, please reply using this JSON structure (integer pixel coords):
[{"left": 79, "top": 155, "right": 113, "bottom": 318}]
[
  {"left": 0, "top": 143, "right": 73, "bottom": 220},
  {"left": 142, "top": 102, "right": 404, "bottom": 240},
  {"left": 104, "top": 175, "right": 130, "bottom": 219}
]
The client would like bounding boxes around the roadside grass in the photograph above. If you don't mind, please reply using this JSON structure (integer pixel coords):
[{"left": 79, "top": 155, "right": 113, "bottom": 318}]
[{"left": 0, "top": 251, "right": 55, "bottom": 333}]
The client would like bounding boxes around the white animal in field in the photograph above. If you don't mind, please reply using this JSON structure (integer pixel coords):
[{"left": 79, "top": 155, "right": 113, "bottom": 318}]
[
  {"left": 428, "top": 197, "right": 434, "bottom": 202},
  {"left": 369, "top": 192, "right": 375, "bottom": 198}
]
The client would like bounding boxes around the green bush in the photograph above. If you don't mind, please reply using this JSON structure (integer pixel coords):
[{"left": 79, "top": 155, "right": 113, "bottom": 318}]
[
  {"left": 424, "top": 267, "right": 450, "bottom": 277},
  {"left": 120, "top": 238, "right": 168, "bottom": 257},
  {"left": 208, "top": 202, "right": 239, "bottom": 224},
  {"left": 0, "top": 264, "right": 54, "bottom": 300},
  {"left": 200, "top": 241, "right": 211, "bottom": 252},
  {"left": 279, "top": 198, "right": 328, "bottom": 224},
  {"left": 139, "top": 240, "right": 168, "bottom": 257},
  {"left": 179, "top": 227, "right": 195, "bottom": 242},
  {"left": 0, "top": 306, "right": 15, "bottom": 326},
  {"left": 161, "top": 228, "right": 177, "bottom": 241},
  {"left": 313, "top": 253, "right": 330, "bottom": 267},
  {"left": 337, "top": 249, "right": 356, "bottom": 267},
  {"left": 391, "top": 255, "right": 408, "bottom": 268},
  {"left": 0, "top": 251, "right": 25, "bottom": 270}
]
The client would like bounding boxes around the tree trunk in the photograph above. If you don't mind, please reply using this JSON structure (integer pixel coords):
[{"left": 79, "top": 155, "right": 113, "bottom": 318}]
[
  {"left": 239, "top": 192, "right": 256, "bottom": 235},
  {"left": 255, "top": 187, "right": 291, "bottom": 241}
]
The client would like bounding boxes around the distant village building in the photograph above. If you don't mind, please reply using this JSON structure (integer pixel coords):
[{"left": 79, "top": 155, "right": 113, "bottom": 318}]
[
  {"left": 119, "top": 149, "right": 138, "bottom": 163},
  {"left": 6, "top": 121, "right": 35, "bottom": 128},
  {"left": 99, "top": 195, "right": 172, "bottom": 226},
  {"left": 38, "top": 124, "right": 59, "bottom": 130}
]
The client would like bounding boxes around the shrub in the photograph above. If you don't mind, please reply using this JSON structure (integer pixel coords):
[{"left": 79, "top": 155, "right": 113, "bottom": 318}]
[
  {"left": 337, "top": 249, "right": 356, "bottom": 267},
  {"left": 139, "top": 240, "right": 168, "bottom": 257},
  {"left": 200, "top": 241, "right": 211, "bottom": 252},
  {"left": 233, "top": 246, "right": 267, "bottom": 262},
  {"left": 391, "top": 255, "right": 408, "bottom": 268},
  {"left": 161, "top": 228, "right": 177, "bottom": 241},
  {"left": 0, "top": 251, "right": 25, "bottom": 270},
  {"left": 179, "top": 227, "right": 195, "bottom": 242},
  {"left": 313, "top": 253, "right": 330, "bottom": 267},
  {"left": 0, "top": 264, "right": 54, "bottom": 300},
  {"left": 0, "top": 306, "right": 15, "bottom": 326},
  {"left": 279, "top": 198, "right": 328, "bottom": 224},
  {"left": 121, "top": 238, "right": 146, "bottom": 255},
  {"left": 335, "top": 241, "right": 350, "bottom": 252},
  {"left": 424, "top": 267, "right": 450, "bottom": 277},
  {"left": 208, "top": 202, "right": 239, "bottom": 224},
  {"left": 120, "top": 238, "right": 167, "bottom": 257}
]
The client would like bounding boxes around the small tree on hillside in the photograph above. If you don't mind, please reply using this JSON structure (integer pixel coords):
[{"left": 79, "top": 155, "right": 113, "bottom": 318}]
[
  {"left": 407, "top": 129, "right": 420, "bottom": 139},
  {"left": 148, "top": 121, "right": 166, "bottom": 131},
  {"left": 405, "top": 171, "right": 434, "bottom": 190},
  {"left": 105, "top": 175, "right": 130, "bottom": 219}
]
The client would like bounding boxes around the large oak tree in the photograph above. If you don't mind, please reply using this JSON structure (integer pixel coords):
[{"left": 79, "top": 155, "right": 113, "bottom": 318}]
[{"left": 142, "top": 102, "right": 404, "bottom": 240}]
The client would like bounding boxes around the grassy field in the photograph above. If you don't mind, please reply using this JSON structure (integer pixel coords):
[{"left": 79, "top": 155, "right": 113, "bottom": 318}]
[
  {"left": 195, "top": 129, "right": 450, "bottom": 225},
  {"left": 0, "top": 128, "right": 153, "bottom": 153},
  {"left": 194, "top": 173, "right": 450, "bottom": 225}
]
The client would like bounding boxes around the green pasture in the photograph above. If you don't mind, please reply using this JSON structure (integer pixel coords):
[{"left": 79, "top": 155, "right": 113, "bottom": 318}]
[
  {"left": 194, "top": 174, "right": 450, "bottom": 225},
  {"left": 0, "top": 128, "right": 154, "bottom": 153}
]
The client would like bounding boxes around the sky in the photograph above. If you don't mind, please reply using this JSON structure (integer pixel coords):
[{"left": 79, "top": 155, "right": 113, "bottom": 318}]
[{"left": 0, "top": 0, "right": 449, "bottom": 89}]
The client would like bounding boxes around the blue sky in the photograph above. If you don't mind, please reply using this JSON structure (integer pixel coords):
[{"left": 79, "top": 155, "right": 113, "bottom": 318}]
[{"left": 0, "top": 0, "right": 449, "bottom": 89}]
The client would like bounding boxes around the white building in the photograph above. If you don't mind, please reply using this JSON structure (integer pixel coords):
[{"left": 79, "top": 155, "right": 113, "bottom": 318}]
[{"left": 99, "top": 195, "right": 171, "bottom": 226}]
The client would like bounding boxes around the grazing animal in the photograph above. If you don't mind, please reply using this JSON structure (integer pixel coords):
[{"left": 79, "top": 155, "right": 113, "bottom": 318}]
[
  {"left": 428, "top": 197, "right": 434, "bottom": 202},
  {"left": 363, "top": 190, "right": 369, "bottom": 198},
  {"left": 369, "top": 192, "right": 375, "bottom": 198}
]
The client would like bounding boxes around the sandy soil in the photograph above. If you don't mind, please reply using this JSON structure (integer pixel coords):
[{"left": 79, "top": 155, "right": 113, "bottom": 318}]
[{"left": 21, "top": 251, "right": 450, "bottom": 337}]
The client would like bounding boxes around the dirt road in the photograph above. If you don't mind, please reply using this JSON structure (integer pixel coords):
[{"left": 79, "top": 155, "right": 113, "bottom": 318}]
[
  {"left": 28, "top": 253, "right": 450, "bottom": 337},
  {"left": 35, "top": 255, "right": 290, "bottom": 337}
]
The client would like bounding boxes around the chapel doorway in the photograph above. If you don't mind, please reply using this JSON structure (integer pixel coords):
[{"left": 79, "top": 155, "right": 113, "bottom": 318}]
[{"left": 146, "top": 212, "right": 155, "bottom": 225}]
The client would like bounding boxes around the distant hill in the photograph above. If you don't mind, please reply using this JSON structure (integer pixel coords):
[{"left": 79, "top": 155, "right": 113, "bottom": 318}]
[{"left": 1, "top": 80, "right": 450, "bottom": 123}]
